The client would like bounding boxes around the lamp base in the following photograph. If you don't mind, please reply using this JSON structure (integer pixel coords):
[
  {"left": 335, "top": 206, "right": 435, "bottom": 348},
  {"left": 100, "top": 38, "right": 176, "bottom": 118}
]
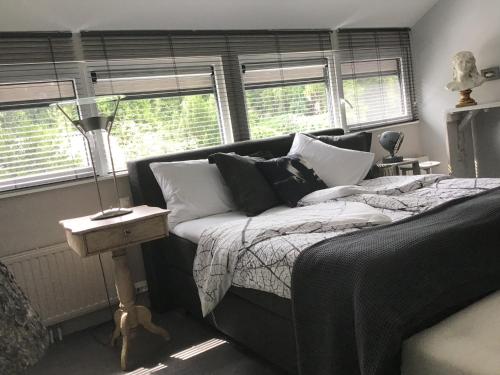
[
  {"left": 382, "top": 155, "right": 404, "bottom": 163},
  {"left": 91, "top": 208, "right": 133, "bottom": 221}
]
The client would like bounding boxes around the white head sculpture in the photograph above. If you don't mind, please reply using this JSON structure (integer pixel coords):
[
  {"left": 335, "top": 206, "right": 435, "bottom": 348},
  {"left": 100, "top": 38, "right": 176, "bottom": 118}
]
[{"left": 446, "top": 51, "right": 485, "bottom": 92}]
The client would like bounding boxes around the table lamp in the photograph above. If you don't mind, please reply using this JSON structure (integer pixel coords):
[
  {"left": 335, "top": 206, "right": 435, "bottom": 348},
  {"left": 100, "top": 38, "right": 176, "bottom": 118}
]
[
  {"left": 52, "top": 95, "right": 132, "bottom": 220},
  {"left": 379, "top": 131, "right": 405, "bottom": 163}
]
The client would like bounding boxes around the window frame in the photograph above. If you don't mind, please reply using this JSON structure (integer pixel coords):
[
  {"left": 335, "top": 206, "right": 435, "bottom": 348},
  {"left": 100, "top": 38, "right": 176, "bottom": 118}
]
[
  {"left": 239, "top": 51, "right": 342, "bottom": 138},
  {"left": 335, "top": 46, "right": 416, "bottom": 131}
]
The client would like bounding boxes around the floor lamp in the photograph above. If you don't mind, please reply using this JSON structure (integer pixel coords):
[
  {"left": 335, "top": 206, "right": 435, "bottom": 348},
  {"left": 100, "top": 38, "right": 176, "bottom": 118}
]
[{"left": 52, "top": 95, "right": 132, "bottom": 220}]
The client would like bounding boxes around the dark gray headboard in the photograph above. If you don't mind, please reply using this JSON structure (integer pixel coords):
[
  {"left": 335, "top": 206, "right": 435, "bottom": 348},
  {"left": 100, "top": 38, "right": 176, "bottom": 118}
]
[{"left": 127, "top": 128, "right": 344, "bottom": 208}]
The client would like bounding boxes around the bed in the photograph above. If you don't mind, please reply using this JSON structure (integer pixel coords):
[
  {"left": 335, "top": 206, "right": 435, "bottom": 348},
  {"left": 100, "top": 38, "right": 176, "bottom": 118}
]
[{"left": 127, "top": 129, "right": 500, "bottom": 375}]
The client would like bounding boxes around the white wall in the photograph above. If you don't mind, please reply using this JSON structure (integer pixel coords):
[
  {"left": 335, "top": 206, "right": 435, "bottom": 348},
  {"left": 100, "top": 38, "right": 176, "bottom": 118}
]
[
  {"left": 0, "top": 177, "right": 146, "bottom": 282},
  {"left": 0, "top": 0, "right": 437, "bottom": 32},
  {"left": 412, "top": 0, "right": 500, "bottom": 173}
]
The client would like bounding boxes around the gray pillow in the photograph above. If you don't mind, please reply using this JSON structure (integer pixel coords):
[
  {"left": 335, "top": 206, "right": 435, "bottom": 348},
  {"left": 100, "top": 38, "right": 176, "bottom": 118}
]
[
  {"left": 210, "top": 153, "right": 280, "bottom": 216},
  {"left": 306, "top": 132, "right": 372, "bottom": 152}
]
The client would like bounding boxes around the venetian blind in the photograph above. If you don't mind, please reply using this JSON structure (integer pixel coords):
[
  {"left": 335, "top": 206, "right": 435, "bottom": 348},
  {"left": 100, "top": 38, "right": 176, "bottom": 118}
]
[
  {"left": 80, "top": 30, "right": 334, "bottom": 159},
  {"left": 0, "top": 33, "right": 91, "bottom": 191},
  {"left": 336, "top": 28, "right": 417, "bottom": 130}
]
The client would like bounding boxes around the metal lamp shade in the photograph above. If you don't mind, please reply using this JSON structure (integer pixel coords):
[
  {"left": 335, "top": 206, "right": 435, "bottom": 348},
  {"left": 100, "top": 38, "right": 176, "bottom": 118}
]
[
  {"left": 379, "top": 131, "right": 404, "bottom": 163},
  {"left": 74, "top": 116, "right": 113, "bottom": 133}
]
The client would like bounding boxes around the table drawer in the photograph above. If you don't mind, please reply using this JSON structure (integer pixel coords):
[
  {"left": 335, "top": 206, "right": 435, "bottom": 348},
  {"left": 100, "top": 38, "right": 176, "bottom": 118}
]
[{"left": 85, "top": 216, "right": 167, "bottom": 255}]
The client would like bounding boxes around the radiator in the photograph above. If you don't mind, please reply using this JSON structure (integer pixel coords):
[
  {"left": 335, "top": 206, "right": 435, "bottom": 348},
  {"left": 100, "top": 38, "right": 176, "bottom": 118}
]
[{"left": 2, "top": 243, "right": 121, "bottom": 326}]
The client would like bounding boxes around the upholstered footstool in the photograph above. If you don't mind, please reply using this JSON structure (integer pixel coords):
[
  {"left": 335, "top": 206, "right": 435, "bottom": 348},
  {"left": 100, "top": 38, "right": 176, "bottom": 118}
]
[
  {"left": 0, "top": 261, "right": 49, "bottom": 374},
  {"left": 402, "top": 290, "right": 500, "bottom": 375}
]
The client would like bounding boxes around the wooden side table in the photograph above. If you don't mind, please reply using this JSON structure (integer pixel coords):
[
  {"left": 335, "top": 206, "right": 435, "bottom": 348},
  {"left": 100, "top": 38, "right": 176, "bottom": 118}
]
[
  {"left": 376, "top": 158, "right": 421, "bottom": 176},
  {"left": 60, "top": 205, "right": 171, "bottom": 371}
]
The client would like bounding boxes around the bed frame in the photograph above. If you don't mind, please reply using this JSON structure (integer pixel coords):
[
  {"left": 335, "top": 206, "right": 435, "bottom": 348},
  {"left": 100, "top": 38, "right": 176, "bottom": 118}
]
[{"left": 127, "top": 128, "right": 344, "bottom": 373}]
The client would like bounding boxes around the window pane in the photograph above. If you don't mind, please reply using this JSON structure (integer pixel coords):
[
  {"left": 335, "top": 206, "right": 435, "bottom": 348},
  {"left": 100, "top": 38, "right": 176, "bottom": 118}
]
[
  {"left": 98, "top": 94, "right": 222, "bottom": 170},
  {"left": 246, "top": 82, "right": 331, "bottom": 140},
  {"left": 0, "top": 105, "right": 90, "bottom": 189},
  {"left": 343, "top": 75, "right": 406, "bottom": 126}
]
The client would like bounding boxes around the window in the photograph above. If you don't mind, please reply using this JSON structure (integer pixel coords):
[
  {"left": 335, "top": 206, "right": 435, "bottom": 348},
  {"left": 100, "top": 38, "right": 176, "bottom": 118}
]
[
  {"left": 0, "top": 80, "right": 91, "bottom": 191},
  {"left": 0, "top": 30, "right": 418, "bottom": 192},
  {"left": 336, "top": 28, "right": 417, "bottom": 130},
  {"left": 242, "top": 59, "right": 336, "bottom": 139},
  {"left": 341, "top": 59, "right": 407, "bottom": 126},
  {"left": 90, "top": 59, "right": 230, "bottom": 170}
]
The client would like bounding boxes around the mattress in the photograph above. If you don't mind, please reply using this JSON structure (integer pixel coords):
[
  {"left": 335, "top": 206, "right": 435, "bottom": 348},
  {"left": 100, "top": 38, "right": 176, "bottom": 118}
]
[{"left": 170, "top": 205, "right": 292, "bottom": 243}]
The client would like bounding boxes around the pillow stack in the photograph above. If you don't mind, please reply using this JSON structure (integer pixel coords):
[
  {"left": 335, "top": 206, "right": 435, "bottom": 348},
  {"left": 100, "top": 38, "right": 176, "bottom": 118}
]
[{"left": 150, "top": 131, "right": 375, "bottom": 226}]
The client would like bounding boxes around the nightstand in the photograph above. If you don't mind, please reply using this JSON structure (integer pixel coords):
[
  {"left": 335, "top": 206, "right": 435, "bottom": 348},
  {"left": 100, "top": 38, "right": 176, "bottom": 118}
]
[
  {"left": 60, "top": 205, "right": 170, "bottom": 371},
  {"left": 376, "top": 158, "right": 421, "bottom": 176}
]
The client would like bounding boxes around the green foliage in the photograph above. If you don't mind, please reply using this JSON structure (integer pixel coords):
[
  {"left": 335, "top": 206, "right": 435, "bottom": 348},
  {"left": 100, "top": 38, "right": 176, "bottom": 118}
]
[
  {"left": 0, "top": 106, "right": 86, "bottom": 181},
  {"left": 246, "top": 82, "right": 331, "bottom": 139},
  {"left": 343, "top": 75, "right": 403, "bottom": 125},
  {"left": 0, "top": 76, "right": 403, "bottom": 184},
  {"left": 99, "top": 94, "right": 221, "bottom": 169}
]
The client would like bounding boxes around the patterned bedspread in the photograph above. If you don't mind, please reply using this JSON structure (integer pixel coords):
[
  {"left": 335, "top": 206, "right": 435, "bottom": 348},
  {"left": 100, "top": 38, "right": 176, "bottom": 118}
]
[{"left": 193, "top": 175, "right": 500, "bottom": 316}]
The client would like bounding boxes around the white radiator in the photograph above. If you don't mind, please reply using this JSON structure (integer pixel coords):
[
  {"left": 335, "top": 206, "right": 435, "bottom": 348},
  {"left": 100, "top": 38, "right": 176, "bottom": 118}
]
[{"left": 2, "top": 243, "right": 119, "bottom": 326}]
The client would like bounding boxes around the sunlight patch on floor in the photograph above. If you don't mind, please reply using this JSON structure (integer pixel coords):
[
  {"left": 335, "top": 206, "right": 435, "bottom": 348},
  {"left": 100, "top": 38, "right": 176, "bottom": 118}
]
[
  {"left": 126, "top": 363, "right": 167, "bottom": 375},
  {"left": 170, "top": 338, "right": 228, "bottom": 360}
]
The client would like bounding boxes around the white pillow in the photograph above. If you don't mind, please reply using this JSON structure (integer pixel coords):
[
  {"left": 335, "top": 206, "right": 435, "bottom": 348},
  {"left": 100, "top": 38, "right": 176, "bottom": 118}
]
[
  {"left": 288, "top": 133, "right": 374, "bottom": 187},
  {"left": 150, "top": 160, "right": 236, "bottom": 229}
]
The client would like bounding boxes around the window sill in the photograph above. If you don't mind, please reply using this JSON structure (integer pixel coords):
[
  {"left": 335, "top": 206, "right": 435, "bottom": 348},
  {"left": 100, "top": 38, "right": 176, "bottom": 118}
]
[
  {"left": 0, "top": 171, "right": 129, "bottom": 200},
  {"left": 346, "top": 120, "right": 419, "bottom": 133}
]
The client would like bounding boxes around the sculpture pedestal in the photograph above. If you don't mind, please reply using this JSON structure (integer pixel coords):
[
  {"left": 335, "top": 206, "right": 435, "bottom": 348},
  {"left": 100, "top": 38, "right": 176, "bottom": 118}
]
[{"left": 456, "top": 89, "right": 477, "bottom": 108}]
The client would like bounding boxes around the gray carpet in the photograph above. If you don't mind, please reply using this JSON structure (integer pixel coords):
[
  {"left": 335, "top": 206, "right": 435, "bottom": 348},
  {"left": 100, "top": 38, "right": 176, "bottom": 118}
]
[{"left": 27, "top": 310, "right": 286, "bottom": 375}]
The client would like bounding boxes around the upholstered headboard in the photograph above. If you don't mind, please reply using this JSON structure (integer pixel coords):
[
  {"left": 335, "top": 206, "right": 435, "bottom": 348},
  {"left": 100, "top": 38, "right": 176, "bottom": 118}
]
[{"left": 127, "top": 128, "right": 344, "bottom": 209}]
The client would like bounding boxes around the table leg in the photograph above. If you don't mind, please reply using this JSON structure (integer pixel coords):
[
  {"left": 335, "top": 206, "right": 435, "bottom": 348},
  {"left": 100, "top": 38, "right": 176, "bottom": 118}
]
[
  {"left": 111, "top": 248, "right": 170, "bottom": 371},
  {"left": 120, "top": 311, "right": 130, "bottom": 371},
  {"left": 412, "top": 161, "right": 421, "bottom": 175},
  {"left": 136, "top": 305, "right": 170, "bottom": 339}
]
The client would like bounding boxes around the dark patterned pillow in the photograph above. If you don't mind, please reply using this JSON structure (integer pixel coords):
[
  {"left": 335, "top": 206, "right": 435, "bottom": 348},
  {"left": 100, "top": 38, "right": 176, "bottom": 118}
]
[
  {"left": 256, "top": 154, "right": 327, "bottom": 207},
  {"left": 306, "top": 132, "right": 372, "bottom": 152},
  {"left": 208, "top": 150, "right": 274, "bottom": 164},
  {"left": 209, "top": 153, "right": 280, "bottom": 216}
]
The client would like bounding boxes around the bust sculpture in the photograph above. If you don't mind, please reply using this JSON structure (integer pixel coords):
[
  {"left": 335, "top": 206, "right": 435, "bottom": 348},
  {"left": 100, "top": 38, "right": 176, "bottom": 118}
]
[
  {"left": 446, "top": 51, "right": 485, "bottom": 107},
  {"left": 446, "top": 51, "right": 484, "bottom": 91}
]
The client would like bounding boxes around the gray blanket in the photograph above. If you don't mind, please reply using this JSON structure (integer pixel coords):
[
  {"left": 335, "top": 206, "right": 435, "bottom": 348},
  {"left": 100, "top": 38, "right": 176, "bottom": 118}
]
[{"left": 292, "top": 186, "right": 500, "bottom": 375}]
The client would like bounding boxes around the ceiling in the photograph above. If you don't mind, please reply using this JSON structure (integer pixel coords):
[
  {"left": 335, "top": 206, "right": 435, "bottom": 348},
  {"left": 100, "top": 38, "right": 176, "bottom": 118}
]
[{"left": 0, "top": 0, "right": 439, "bottom": 32}]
